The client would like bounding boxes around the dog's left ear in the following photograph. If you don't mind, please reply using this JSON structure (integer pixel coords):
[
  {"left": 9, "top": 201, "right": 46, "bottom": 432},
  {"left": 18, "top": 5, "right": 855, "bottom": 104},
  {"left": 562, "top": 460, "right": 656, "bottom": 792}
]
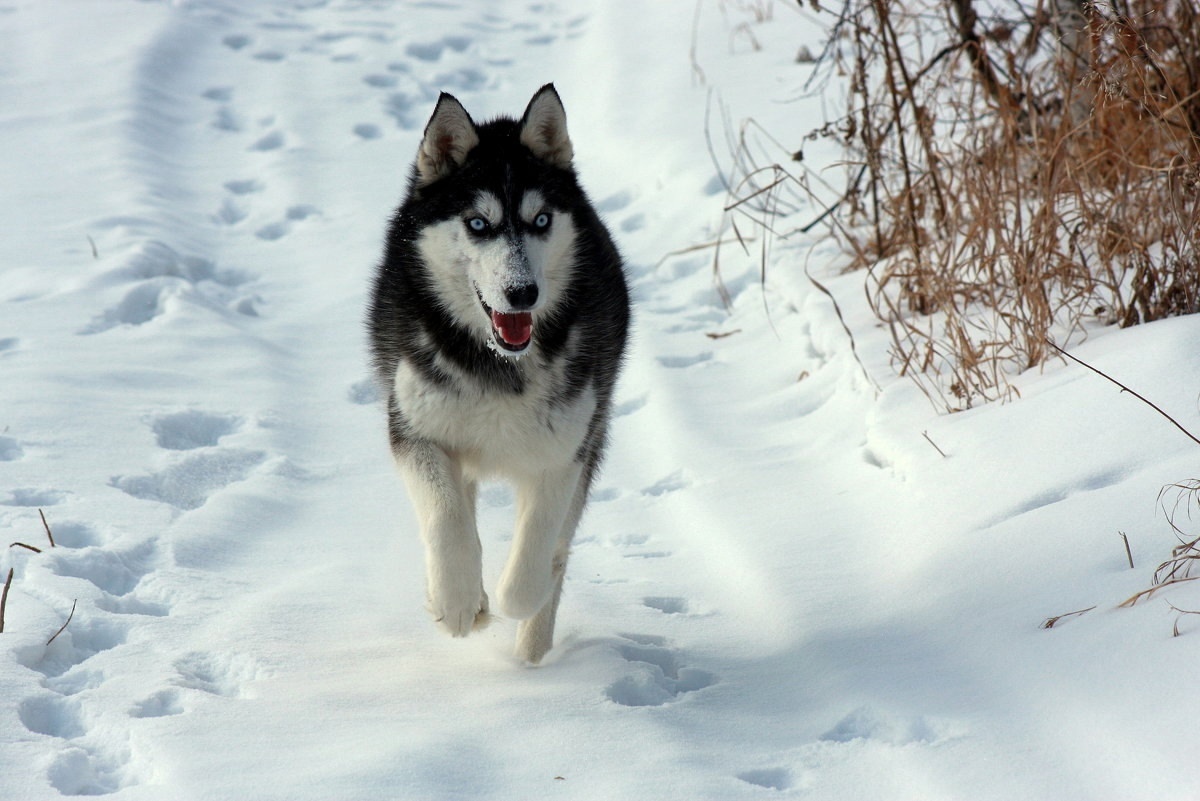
[{"left": 520, "top": 84, "right": 573, "bottom": 168}]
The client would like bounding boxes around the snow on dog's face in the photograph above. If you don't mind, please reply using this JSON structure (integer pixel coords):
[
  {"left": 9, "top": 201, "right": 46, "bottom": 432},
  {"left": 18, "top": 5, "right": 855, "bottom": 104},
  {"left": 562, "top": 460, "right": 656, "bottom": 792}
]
[{"left": 412, "top": 86, "right": 577, "bottom": 358}]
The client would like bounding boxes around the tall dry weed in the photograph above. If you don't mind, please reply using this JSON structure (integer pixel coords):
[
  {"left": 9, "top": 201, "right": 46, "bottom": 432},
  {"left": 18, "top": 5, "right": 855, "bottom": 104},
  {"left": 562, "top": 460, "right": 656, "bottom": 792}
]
[{"left": 717, "top": 0, "right": 1200, "bottom": 411}]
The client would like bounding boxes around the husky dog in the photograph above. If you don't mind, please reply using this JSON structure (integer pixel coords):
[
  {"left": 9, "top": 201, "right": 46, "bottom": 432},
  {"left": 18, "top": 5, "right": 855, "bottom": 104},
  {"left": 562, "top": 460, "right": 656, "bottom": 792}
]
[{"left": 368, "top": 85, "right": 630, "bottom": 664}]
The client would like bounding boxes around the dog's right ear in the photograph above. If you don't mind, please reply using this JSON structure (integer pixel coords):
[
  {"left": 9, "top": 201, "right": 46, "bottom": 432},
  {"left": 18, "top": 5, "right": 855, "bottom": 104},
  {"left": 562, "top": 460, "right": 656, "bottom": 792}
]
[{"left": 416, "top": 93, "right": 480, "bottom": 186}]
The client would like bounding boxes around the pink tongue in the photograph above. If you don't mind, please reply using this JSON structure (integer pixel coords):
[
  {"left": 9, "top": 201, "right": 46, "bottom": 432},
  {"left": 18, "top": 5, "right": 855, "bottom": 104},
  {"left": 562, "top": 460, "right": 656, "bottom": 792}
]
[{"left": 491, "top": 311, "right": 533, "bottom": 347}]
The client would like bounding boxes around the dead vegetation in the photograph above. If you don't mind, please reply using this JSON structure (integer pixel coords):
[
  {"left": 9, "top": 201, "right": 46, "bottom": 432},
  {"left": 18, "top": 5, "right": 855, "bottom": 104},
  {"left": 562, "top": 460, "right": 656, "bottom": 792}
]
[{"left": 718, "top": 0, "right": 1200, "bottom": 411}]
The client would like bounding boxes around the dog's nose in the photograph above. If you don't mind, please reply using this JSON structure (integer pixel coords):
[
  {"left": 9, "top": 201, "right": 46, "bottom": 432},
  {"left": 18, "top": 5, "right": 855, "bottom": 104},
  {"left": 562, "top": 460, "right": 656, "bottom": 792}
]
[{"left": 505, "top": 282, "right": 539, "bottom": 311}]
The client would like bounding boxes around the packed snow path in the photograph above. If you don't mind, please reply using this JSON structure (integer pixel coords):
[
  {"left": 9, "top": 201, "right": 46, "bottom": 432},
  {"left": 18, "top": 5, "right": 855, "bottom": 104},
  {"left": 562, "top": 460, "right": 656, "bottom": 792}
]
[{"left": 3, "top": 1, "right": 1200, "bottom": 799}]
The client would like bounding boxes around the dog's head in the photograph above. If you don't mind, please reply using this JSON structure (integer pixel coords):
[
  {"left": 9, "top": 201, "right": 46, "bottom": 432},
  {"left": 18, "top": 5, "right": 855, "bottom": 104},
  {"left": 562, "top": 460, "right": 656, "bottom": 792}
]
[{"left": 408, "top": 85, "right": 579, "bottom": 358}]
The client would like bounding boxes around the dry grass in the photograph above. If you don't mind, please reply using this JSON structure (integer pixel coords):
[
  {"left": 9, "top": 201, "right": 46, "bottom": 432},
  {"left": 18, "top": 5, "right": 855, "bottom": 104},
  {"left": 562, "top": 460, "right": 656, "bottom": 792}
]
[{"left": 715, "top": 0, "right": 1200, "bottom": 411}]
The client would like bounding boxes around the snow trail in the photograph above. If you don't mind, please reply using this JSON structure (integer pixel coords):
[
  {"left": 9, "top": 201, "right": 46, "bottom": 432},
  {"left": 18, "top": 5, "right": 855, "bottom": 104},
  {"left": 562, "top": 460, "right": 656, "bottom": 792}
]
[{"left": 4, "top": 1, "right": 1200, "bottom": 799}]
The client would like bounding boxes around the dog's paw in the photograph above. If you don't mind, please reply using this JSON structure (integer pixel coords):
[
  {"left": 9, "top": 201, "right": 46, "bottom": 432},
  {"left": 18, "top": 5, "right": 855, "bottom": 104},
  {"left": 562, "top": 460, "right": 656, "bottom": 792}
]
[{"left": 429, "top": 586, "right": 491, "bottom": 637}]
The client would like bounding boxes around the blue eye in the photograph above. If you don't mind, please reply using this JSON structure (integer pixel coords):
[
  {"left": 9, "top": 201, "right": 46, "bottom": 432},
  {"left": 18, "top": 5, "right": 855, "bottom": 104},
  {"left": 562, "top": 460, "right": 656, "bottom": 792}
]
[
  {"left": 532, "top": 212, "right": 551, "bottom": 230},
  {"left": 467, "top": 217, "right": 488, "bottom": 233}
]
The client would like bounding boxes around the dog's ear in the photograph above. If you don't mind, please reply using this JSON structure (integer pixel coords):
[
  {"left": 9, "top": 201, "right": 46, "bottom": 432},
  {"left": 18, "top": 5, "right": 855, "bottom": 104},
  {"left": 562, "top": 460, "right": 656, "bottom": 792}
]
[
  {"left": 416, "top": 93, "right": 480, "bottom": 186},
  {"left": 520, "top": 84, "right": 573, "bottom": 168}
]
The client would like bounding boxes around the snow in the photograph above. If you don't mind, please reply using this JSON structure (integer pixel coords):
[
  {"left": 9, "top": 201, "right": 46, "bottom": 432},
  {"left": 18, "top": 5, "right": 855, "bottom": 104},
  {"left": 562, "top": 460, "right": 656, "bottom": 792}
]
[{"left": 2, "top": 0, "right": 1199, "bottom": 798}]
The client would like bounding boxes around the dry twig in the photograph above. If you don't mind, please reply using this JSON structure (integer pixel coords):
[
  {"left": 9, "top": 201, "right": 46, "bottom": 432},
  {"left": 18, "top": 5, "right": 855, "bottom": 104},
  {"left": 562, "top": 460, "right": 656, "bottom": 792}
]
[
  {"left": 39, "top": 509, "right": 56, "bottom": 548},
  {"left": 0, "top": 568, "right": 13, "bottom": 634},
  {"left": 1042, "top": 605, "right": 1096, "bottom": 629},
  {"left": 46, "top": 600, "right": 78, "bottom": 646}
]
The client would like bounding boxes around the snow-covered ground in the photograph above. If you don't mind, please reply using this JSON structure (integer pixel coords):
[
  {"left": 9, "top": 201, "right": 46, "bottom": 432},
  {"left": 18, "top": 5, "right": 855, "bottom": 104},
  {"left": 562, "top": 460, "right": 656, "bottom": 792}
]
[{"left": 3, "top": 1, "right": 1199, "bottom": 798}]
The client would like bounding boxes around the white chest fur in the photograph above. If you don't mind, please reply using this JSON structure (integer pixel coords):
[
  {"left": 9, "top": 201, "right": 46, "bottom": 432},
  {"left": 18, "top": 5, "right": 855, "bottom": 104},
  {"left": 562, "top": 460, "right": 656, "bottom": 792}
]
[{"left": 392, "top": 353, "right": 596, "bottom": 481}]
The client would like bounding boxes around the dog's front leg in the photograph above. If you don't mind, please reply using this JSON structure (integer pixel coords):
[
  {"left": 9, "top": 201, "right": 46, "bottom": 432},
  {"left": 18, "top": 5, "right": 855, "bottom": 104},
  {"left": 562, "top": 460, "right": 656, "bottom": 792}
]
[
  {"left": 397, "top": 442, "right": 490, "bottom": 637},
  {"left": 497, "top": 462, "right": 583, "bottom": 624}
]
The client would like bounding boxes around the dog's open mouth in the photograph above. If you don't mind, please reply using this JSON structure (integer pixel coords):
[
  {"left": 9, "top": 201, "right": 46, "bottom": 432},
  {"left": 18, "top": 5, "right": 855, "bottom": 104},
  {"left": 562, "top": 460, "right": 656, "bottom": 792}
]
[
  {"left": 490, "top": 308, "right": 532, "bottom": 351},
  {"left": 474, "top": 287, "right": 533, "bottom": 353}
]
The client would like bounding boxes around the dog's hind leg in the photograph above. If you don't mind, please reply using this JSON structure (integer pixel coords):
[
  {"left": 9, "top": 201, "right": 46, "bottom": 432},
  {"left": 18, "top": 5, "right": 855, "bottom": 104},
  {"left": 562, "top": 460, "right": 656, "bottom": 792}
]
[
  {"left": 497, "top": 462, "right": 583, "bottom": 625},
  {"left": 511, "top": 469, "right": 590, "bottom": 664},
  {"left": 396, "top": 440, "right": 490, "bottom": 637}
]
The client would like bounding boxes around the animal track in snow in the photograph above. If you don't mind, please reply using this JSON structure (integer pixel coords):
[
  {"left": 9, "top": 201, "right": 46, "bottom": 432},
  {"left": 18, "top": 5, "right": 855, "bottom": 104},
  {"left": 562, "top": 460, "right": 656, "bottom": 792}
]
[
  {"left": 249, "top": 129, "right": 285, "bottom": 152},
  {"left": 405, "top": 40, "right": 446, "bottom": 61},
  {"left": 172, "top": 652, "right": 263, "bottom": 698},
  {"left": 111, "top": 449, "right": 267, "bottom": 511},
  {"left": 737, "top": 768, "right": 793, "bottom": 791},
  {"left": 0, "top": 434, "right": 24, "bottom": 460},
  {"left": 255, "top": 205, "right": 319, "bottom": 241},
  {"left": 363, "top": 73, "right": 397, "bottom": 88},
  {"left": 604, "top": 634, "right": 716, "bottom": 707},
  {"left": 347, "top": 378, "right": 380, "bottom": 405},
  {"left": 2, "top": 487, "right": 66, "bottom": 506},
  {"left": 81, "top": 241, "right": 256, "bottom": 334},
  {"left": 224, "top": 178, "right": 263, "bottom": 195},
  {"left": 384, "top": 90, "right": 429, "bottom": 130},
  {"left": 657, "top": 351, "right": 714, "bottom": 369},
  {"left": 201, "top": 85, "right": 233, "bottom": 102},
  {"left": 353, "top": 123, "right": 383, "bottom": 140},
  {"left": 47, "top": 743, "right": 137, "bottom": 797},
  {"left": 431, "top": 66, "right": 488, "bottom": 93},
  {"left": 213, "top": 198, "right": 247, "bottom": 225},
  {"left": 596, "top": 189, "right": 633, "bottom": 213},
  {"left": 820, "top": 706, "right": 946, "bottom": 746},
  {"left": 19, "top": 694, "right": 87, "bottom": 739},
  {"left": 643, "top": 596, "right": 688, "bottom": 614},
  {"left": 130, "top": 689, "right": 184, "bottom": 719},
  {"left": 47, "top": 521, "right": 104, "bottom": 549},
  {"left": 642, "top": 470, "right": 689, "bottom": 497},
  {"left": 20, "top": 616, "right": 129, "bottom": 680},
  {"left": 222, "top": 33, "right": 252, "bottom": 50},
  {"left": 48, "top": 541, "right": 158, "bottom": 598},
  {"left": 212, "top": 105, "right": 243, "bottom": 132},
  {"left": 152, "top": 410, "right": 241, "bottom": 450}
]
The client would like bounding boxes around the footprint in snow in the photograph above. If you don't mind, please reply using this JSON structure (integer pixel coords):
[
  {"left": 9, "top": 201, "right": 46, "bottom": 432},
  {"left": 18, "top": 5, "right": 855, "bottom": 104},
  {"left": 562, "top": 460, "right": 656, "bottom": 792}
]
[
  {"left": 643, "top": 596, "right": 688, "bottom": 615},
  {"left": 255, "top": 205, "right": 320, "bottom": 241},
  {"left": 603, "top": 633, "right": 716, "bottom": 707},
  {"left": 222, "top": 33, "right": 252, "bottom": 51},
  {"left": 47, "top": 743, "right": 139, "bottom": 797},
  {"left": 16, "top": 615, "right": 129, "bottom": 681},
  {"left": 212, "top": 106, "right": 243, "bottom": 133},
  {"left": 172, "top": 651, "right": 264, "bottom": 699},
  {"left": 363, "top": 73, "right": 397, "bottom": 89},
  {"left": 18, "top": 694, "right": 87, "bottom": 739},
  {"left": 152, "top": 410, "right": 241, "bottom": 451},
  {"left": 213, "top": 198, "right": 247, "bottom": 226},
  {"left": 47, "top": 540, "right": 159, "bottom": 599},
  {"left": 642, "top": 470, "right": 689, "bottom": 498},
  {"left": 43, "top": 520, "right": 105, "bottom": 549},
  {"left": 0, "top": 434, "right": 24, "bottom": 461},
  {"left": 224, "top": 178, "right": 263, "bottom": 195},
  {"left": 2, "top": 487, "right": 67, "bottom": 507},
  {"left": 353, "top": 123, "right": 383, "bottom": 141},
  {"left": 80, "top": 241, "right": 257, "bottom": 333},
  {"left": 347, "top": 378, "right": 380, "bottom": 405},
  {"left": 130, "top": 689, "right": 184, "bottom": 719},
  {"left": 657, "top": 351, "right": 714, "bottom": 369},
  {"left": 111, "top": 449, "right": 267, "bottom": 511},
  {"left": 249, "top": 130, "right": 285, "bottom": 152},
  {"left": 737, "top": 768, "right": 794, "bottom": 791},
  {"left": 820, "top": 706, "right": 948, "bottom": 746},
  {"left": 405, "top": 40, "right": 446, "bottom": 61},
  {"left": 201, "top": 86, "right": 233, "bottom": 102}
]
